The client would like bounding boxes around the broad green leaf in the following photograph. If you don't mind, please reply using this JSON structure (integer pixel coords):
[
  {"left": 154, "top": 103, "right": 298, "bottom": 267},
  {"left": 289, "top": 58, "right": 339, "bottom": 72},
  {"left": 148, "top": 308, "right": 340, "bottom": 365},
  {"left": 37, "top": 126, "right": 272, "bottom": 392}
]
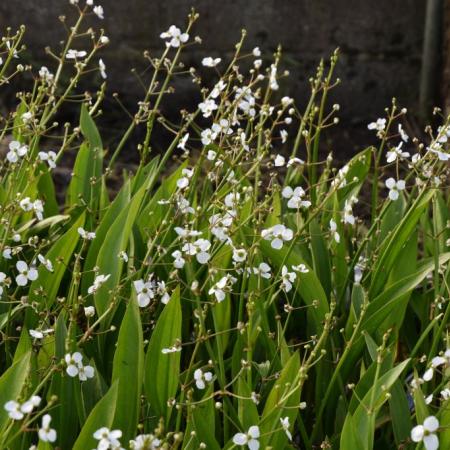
[
  {"left": 144, "top": 286, "right": 182, "bottom": 422},
  {"left": 370, "top": 188, "right": 434, "bottom": 296},
  {"left": 72, "top": 381, "right": 119, "bottom": 450},
  {"left": 94, "top": 180, "right": 149, "bottom": 318},
  {"left": 260, "top": 352, "right": 300, "bottom": 449},
  {"left": 260, "top": 240, "right": 329, "bottom": 332},
  {"left": 67, "top": 104, "right": 103, "bottom": 211},
  {"left": 0, "top": 352, "right": 31, "bottom": 432},
  {"left": 112, "top": 298, "right": 144, "bottom": 442},
  {"left": 28, "top": 212, "right": 85, "bottom": 313}
]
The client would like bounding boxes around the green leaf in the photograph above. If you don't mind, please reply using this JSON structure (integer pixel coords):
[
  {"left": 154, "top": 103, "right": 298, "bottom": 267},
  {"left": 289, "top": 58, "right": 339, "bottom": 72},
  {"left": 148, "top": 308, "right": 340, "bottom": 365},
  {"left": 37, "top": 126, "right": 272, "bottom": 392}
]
[
  {"left": 370, "top": 188, "right": 434, "bottom": 296},
  {"left": 67, "top": 104, "right": 103, "bottom": 210},
  {"left": 389, "top": 380, "right": 412, "bottom": 447},
  {"left": 260, "top": 352, "right": 300, "bottom": 449},
  {"left": 28, "top": 212, "right": 85, "bottom": 313},
  {"left": 72, "top": 381, "right": 119, "bottom": 450},
  {"left": 112, "top": 299, "right": 144, "bottom": 442},
  {"left": 260, "top": 240, "right": 329, "bottom": 332},
  {"left": 0, "top": 352, "right": 31, "bottom": 432},
  {"left": 93, "top": 181, "right": 148, "bottom": 318},
  {"left": 144, "top": 286, "right": 182, "bottom": 422},
  {"left": 81, "top": 181, "right": 131, "bottom": 294}
]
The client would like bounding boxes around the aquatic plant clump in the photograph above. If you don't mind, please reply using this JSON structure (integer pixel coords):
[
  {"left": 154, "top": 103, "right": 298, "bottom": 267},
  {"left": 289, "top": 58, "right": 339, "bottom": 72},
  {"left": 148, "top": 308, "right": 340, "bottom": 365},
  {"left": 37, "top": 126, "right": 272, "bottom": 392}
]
[{"left": 0, "top": 2, "right": 450, "bottom": 449}]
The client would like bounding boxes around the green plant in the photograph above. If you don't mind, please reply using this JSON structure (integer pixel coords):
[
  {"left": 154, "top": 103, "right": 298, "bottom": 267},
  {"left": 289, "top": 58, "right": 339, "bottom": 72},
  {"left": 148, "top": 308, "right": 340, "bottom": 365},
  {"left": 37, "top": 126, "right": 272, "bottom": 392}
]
[{"left": 0, "top": 3, "right": 450, "bottom": 450}]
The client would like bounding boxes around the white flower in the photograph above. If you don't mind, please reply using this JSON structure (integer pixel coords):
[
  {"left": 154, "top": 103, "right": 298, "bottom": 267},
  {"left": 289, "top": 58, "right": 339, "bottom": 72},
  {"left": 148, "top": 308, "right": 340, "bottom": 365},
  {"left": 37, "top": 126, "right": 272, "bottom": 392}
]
[
  {"left": 39, "top": 66, "right": 54, "bottom": 84},
  {"left": 232, "top": 425, "right": 260, "bottom": 450},
  {"left": 177, "top": 196, "right": 195, "bottom": 214},
  {"left": 213, "top": 118, "right": 233, "bottom": 135},
  {"left": 208, "top": 275, "right": 237, "bottom": 302},
  {"left": 207, "top": 150, "right": 217, "bottom": 161},
  {"left": 201, "top": 128, "right": 217, "bottom": 145},
  {"left": 280, "top": 417, "right": 292, "bottom": 441},
  {"left": 65, "top": 352, "right": 83, "bottom": 377},
  {"left": 343, "top": 198, "right": 357, "bottom": 225},
  {"left": 65, "top": 352, "right": 94, "bottom": 381},
  {"left": 429, "top": 144, "right": 450, "bottom": 161},
  {"left": 6, "top": 141, "right": 28, "bottom": 163},
  {"left": 38, "top": 254, "right": 53, "bottom": 272},
  {"left": 280, "top": 130, "right": 288, "bottom": 144},
  {"left": 29, "top": 328, "right": 53, "bottom": 339},
  {"left": 411, "top": 416, "right": 439, "bottom": 450},
  {"left": 161, "top": 345, "right": 181, "bottom": 354},
  {"left": 0, "top": 272, "right": 8, "bottom": 296},
  {"left": 269, "top": 64, "right": 279, "bottom": 91},
  {"left": 78, "top": 227, "right": 96, "bottom": 240},
  {"left": 78, "top": 364, "right": 95, "bottom": 381},
  {"left": 202, "top": 56, "right": 221, "bottom": 67},
  {"left": 21, "top": 395, "right": 41, "bottom": 413},
  {"left": 33, "top": 199, "right": 44, "bottom": 221},
  {"left": 100, "top": 35, "right": 110, "bottom": 44},
  {"left": 423, "top": 349, "right": 450, "bottom": 381},
  {"left": 99, "top": 58, "right": 107, "bottom": 79},
  {"left": 274, "top": 154, "right": 285, "bottom": 167},
  {"left": 93, "top": 5, "right": 104, "bottom": 19},
  {"left": 177, "top": 168, "right": 194, "bottom": 189},
  {"left": 19, "top": 197, "right": 33, "bottom": 213},
  {"left": 261, "top": 224, "right": 293, "bottom": 250},
  {"left": 38, "top": 151, "right": 57, "bottom": 169},
  {"left": 182, "top": 238, "right": 211, "bottom": 264},
  {"left": 292, "top": 264, "right": 309, "bottom": 273},
  {"left": 194, "top": 368, "right": 213, "bottom": 389},
  {"left": 252, "top": 262, "right": 271, "bottom": 279},
  {"left": 84, "top": 306, "right": 95, "bottom": 317},
  {"left": 199, "top": 99, "right": 218, "bottom": 118},
  {"left": 38, "top": 414, "right": 57, "bottom": 443},
  {"left": 225, "top": 192, "right": 240, "bottom": 209},
  {"left": 398, "top": 124, "right": 409, "bottom": 142},
  {"left": 385, "top": 177, "right": 405, "bottom": 201},
  {"left": 210, "top": 213, "right": 233, "bottom": 242},
  {"left": 4, "top": 396, "right": 41, "bottom": 420},
  {"left": 118, "top": 251, "right": 128, "bottom": 262},
  {"left": 4, "top": 400, "right": 23, "bottom": 420},
  {"left": 93, "top": 427, "right": 123, "bottom": 449},
  {"left": 441, "top": 388, "right": 450, "bottom": 400},
  {"left": 130, "top": 434, "right": 161, "bottom": 450},
  {"left": 367, "top": 118, "right": 386, "bottom": 132},
  {"left": 329, "top": 219, "right": 340, "bottom": 243},
  {"left": 386, "top": 142, "right": 410, "bottom": 163},
  {"left": 232, "top": 248, "right": 247, "bottom": 263},
  {"left": 133, "top": 279, "right": 155, "bottom": 307},
  {"left": 66, "top": 49, "right": 87, "bottom": 59},
  {"left": 287, "top": 157, "right": 305, "bottom": 167},
  {"left": 160, "top": 25, "right": 189, "bottom": 48},
  {"left": 211, "top": 80, "right": 226, "bottom": 98},
  {"left": 281, "top": 96, "right": 294, "bottom": 107},
  {"left": 252, "top": 47, "right": 261, "bottom": 57},
  {"left": 172, "top": 250, "right": 186, "bottom": 269},
  {"left": 15, "top": 260, "right": 38, "bottom": 286},
  {"left": 22, "top": 112, "right": 33, "bottom": 124},
  {"left": 177, "top": 133, "right": 189, "bottom": 150},
  {"left": 281, "top": 266, "right": 296, "bottom": 292},
  {"left": 282, "top": 186, "right": 311, "bottom": 209},
  {"left": 157, "top": 280, "right": 170, "bottom": 304},
  {"left": 88, "top": 274, "right": 110, "bottom": 295}
]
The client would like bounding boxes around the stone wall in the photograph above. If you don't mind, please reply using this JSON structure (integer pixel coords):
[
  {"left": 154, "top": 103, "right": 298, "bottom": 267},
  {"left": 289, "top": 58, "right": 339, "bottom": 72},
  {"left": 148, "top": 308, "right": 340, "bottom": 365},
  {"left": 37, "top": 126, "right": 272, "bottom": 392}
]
[
  {"left": 443, "top": 0, "right": 450, "bottom": 113},
  {"left": 0, "top": 0, "right": 427, "bottom": 153}
]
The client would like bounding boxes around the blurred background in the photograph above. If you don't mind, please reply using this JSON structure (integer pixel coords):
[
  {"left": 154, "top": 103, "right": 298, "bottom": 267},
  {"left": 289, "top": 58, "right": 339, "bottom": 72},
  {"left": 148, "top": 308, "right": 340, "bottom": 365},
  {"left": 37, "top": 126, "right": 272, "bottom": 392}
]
[{"left": 0, "top": 0, "right": 447, "bottom": 161}]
